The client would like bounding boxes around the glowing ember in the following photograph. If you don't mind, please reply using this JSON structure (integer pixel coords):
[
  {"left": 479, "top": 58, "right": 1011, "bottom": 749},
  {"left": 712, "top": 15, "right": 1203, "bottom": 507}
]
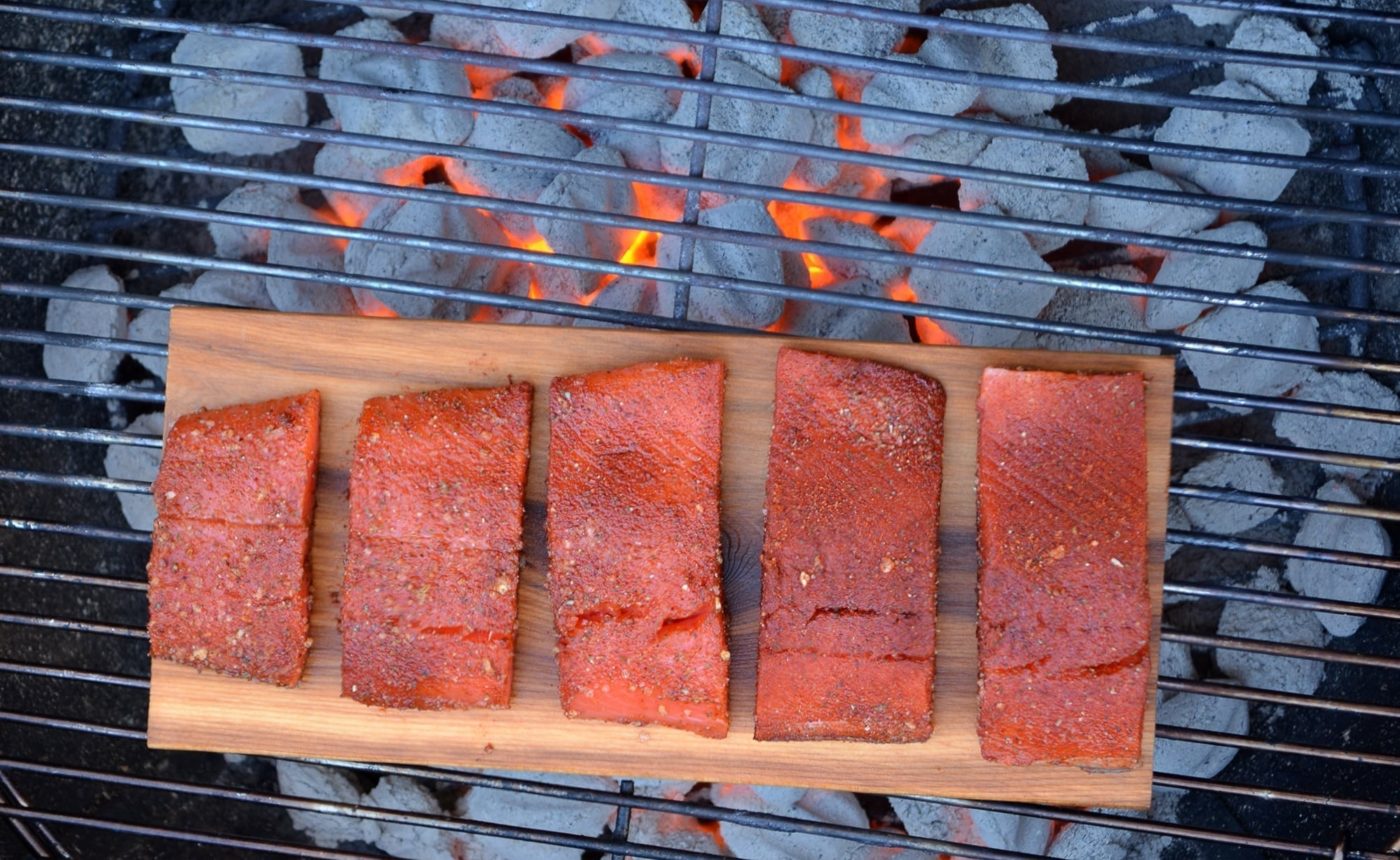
[{"left": 890, "top": 280, "right": 959, "bottom": 345}]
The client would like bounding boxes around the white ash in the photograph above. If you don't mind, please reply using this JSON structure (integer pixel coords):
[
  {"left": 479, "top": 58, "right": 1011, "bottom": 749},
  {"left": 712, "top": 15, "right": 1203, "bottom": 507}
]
[
  {"left": 534, "top": 147, "right": 637, "bottom": 301},
  {"left": 882, "top": 127, "right": 991, "bottom": 183},
  {"left": 792, "top": 68, "right": 842, "bottom": 190},
  {"left": 277, "top": 760, "right": 380, "bottom": 849},
  {"left": 169, "top": 30, "right": 307, "bottom": 156},
  {"left": 660, "top": 59, "right": 814, "bottom": 193},
  {"left": 428, "top": 13, "right": 514, "bottom": 92},
  {"left": 104, "top": 412, "right": 163, "bottom": 532},
  {"left": 892, "top": 796, "right": 1053, "bottom": 856},
  {"left": 1174, "top": 5, "right": 1244, "bottom": 27},
  {"left": 713, "top": 784, "right": 871, "bottom": 860},
  {"left": 859, "top": 53, "right": 978, "bottom": 148},
  {"left": 1179, "top": 453, "right": 1283, "bottom": 535},
  {"left": 1273, "top": 371, "right": 1400, "bottom": 479},
  {"left": 1049, "top": 820, "right": 1171, "bottom": 860},
  {"left": 718, "top": 2, "right": 784, "bottom": 82},
  {"left": 126, "top": 283, "right": 189, "bottom": 382},
  {"left": 788, "top": 0, "right": 917, "bottom": 60},
  {"left": 1165, "top": 497, "right": 1188, "bottom": 562},
  {"left": 1216, "top": 567, "right": 1328, "bottom": 696},
  {"left": 1032, "top": 267, "right": 1158, "bottom": 356},
  {"left": 474, "top": 0, "right": 623, "bottom": 59},
  {"left": 786, "top": 277, "right": 912, "bottom": 343},
  {"left": 366, "top": 775, "right": 462, "bottom": 860},
  {"left": 805, "top": 217, "right": 906, "bottom": 288},
  {"left": 345, "top": 188, "right": 505, "bottom": 319},
  {"left": 628, "top": 778, "right": 694, "bottom": 800},
  {"left": 655, "top": 198, "right": 795, "bottom": 328},
  {"left": 188, "top": 269, "right": 277, "bottom": 310},
  {"left": 927, "top": 4, "right": 1060, "bottom": 119},
  {"left": 1159, "top": 639, "right": 1196, "bottom": 683},
  {"left": 1151, "top": 80, "right": 1311, "bottom": 202},
  {"left": 447, "top": 96, "right": 582, "bottom": 230},
  {"left": 628, "top": 809, "right": 724, "bottom": 855},
  {"left": 1085, "top": 170, "right": 1217, "bottom": 239},
  {"left": 44, "top": 266, "right": 127, "bottom": 383},
  {"left": 568, "top": 52, "right": 681, "bottom": 173},
  {"left": 958, "top": 137, "right": 1089, "bottom": 254},
  {"left": 209, "top": 182, "right": 317, "bottom": 260},
  {"left": 584, "top": 276, "right": 661, "bottom": 319},
  {"left": 477, "top": 265, "right": 575, "bottom": 327},
  {"left": 1155, "top": 690, "right": 1249, "bottom": 779},
  {"left": 1285, "top": 479, "right": 1390, "bottom": 638},
  {"left": 909, "top": 205, "right": 1055, "bottom": 347},
  {"left": 266, "top": 227, "right": 359, "bottom": 316},
  {"left": 453, "top": 770, "right": 617, "bottom": 860},
  {"left": 320, "top": 20, "right": 474, "bottom": 151},
  {"left": 1323, "top": 71, "right": 1364, "bottom": 110},
  {"left": 1145, "top": 221, "right": 1267, "bottom": 330},
  {"left": 358, "top": 5, "right": 410, "bottom": 20},
  {"left": 597, "top": 0, "right": 697, "bottom": 56},
  {"left": 1225, "top": 16, "right": 1320, "bottom": 106},
  {"left": 313, "top": 141, "right": 395, "bottom": 225},
  {"left": 1181, "top": 281, "right": 1318, "bottom": 404}
]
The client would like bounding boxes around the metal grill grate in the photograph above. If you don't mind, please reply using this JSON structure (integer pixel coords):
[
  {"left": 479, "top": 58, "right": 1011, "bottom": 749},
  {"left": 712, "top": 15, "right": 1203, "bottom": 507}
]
[{"left": 2, "top": 0, "right": 1398, "bottom": 857}]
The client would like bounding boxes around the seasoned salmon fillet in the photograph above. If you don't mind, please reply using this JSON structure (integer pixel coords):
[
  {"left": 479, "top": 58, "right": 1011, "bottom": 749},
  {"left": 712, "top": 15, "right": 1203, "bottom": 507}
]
[
  {"left": 755, "top": 349, "right": 944, "bottom": 742},
  {"left": 147, "top": 391, "right": 321, "bottom": 686},
  {"left": 341, "top": 384, "right": 532, "bottom": 710},
  {"left": 977, "top": 368, "right": 1150, "bottom": 767},
  {"left": 547, "top": 359, "right": 730, "bottom": 738}
]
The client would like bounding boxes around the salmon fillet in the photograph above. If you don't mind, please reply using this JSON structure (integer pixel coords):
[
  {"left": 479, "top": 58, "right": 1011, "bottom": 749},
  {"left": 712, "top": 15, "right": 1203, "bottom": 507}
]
[
  {"left": 341, "top": 384, "right": 532, "bottom": 709},
  {"left": 977, "top": 368, "right": 1150, "bottom": 767},
  {"left": 755, "top": 349, "right": 944, "bottom": 742},
  {"left": 147, "top": 391, "right": 320, "bottom": 686},
  {"left": 547, "top": 359, "right": 730, "bottom": 738}
]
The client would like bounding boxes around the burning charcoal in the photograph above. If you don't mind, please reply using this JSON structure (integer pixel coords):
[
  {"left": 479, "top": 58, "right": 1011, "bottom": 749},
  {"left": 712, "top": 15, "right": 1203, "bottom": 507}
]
[
  {"left": 169, "top": 30, "right": 308, "bottom": 156},
  {"left": 320, "top": 20, "right": 474, "bottom": 152},
  {"left": 188, "top": 269, "right": 277, "bottom": 310},
  {"left": 428, "top": 12, "right": 515, "bottom": 91},
  {"left": 1145, "top": 221, "right": 1267, "bottom": 330},
  {"left": 924, "top": 4, "right": 1059, "bottom": 119},
  {"left": 1151, "top": 80, "right": 1311, "bottom": 202},
  {"left": 1049, "top": 822, "right": 1173, "bottom": 860},
  {"left": 1225, "top": 16, "right": 1320, "bottom": 105},
  {"left": 785, "top": 277, "right": 912, "bottom": 343},
  {"left": 655, "top": 198, "right": 794, "bottom": 328},
  {"left": 713, "top": 784, "right": 871, "bottom": 860},
  {"left": 788, "top": 0, "right": 918, "bottom": 59},
  {"left": 581, "top": 276, "right": 661, "bottom": 321},
  {"left": 43, "top": 266, "right": 127, "bottom": 383},
  {"left": 958, "top": 137, "right": 1089, "bottom": 254},
  {"left": 891, "top": 797, "right": 1053, "bottom": 856},
  {"left": 365, "top": 776, "right": 463, "bottom": 859},
  {"left": 1181, "top": 281, "right": 1317, "bottom": 403},
  {"left": 447, "top": 97, "right": 582, "bottom": 229},
  {"left": 476, "top": 264, "right": 574, "bottom": 327},
  {"left": 496, "top": 0, "right": 627, "bottom": 58},
  {"left": 1160, "top": 639, "right": 1196, "bottom": 682},
  {"left": 883, "top": 127, "right": 991, "bottom": 182},
  {"left": 598, "top": 0, "right": 697, "bottom": 57},
  {"left": 568, "top": 53, "right": 683, "bottom": 173},
  {"left": 1217, "top": 568, "right": 1328, "bottom": 696},
  {"left": 1274, "top": 371, "right": 1400, "bottom": 480},
  {"left": 345, "top": 188, "right": 505, "bottom": 319},
  {"left": 1166, "top": 497, "right": 1189, "bottom": 562},
  {"left": 629, "top": 810, "right": 725, "bottom": 854},
  {"left": 265, "top": 223, "right": 358, "bottom": 316},
  {"left": 104, "top": 412, "right": 163, "bottom": 532},
  {"left": 717, "top": 2, "right": 784, "bottom": 82},
  {"left": 860, "top": 54, "right": 977, "bottom": 148},
  {"left": 791, "top": 69, "right": 842, "bottom": 189},
  {"left": 1179, "top": 453, "right": 1283, "bottom": 535},
  {"left": 313, "top": 141, "right": 394, "bottom": 225},
  {"left": 908, "top": 206, "right": 1056, "bottom": 347},
  {"left": 208, "top": 182, "right": 318, "bottom": 260},
  {"left": 1032, "top": 269, "right": 1160, "bottom": 356},
  {"left": 535, "top": 147, "right": 638, "bottom": 301},
  {"left": 127, "top": 284, "right": 188, "bottom": 381},
  {"left": 1084, "top": 170, "right": 1217, "bottom": 239},
  {"left": 1158, "top": 690, "right": 1249, "bottom": 778},
  {"left": 1175, "top": 5, "right": 1244, "bottom": 27},
  {"left": 358, "top": 5, "right": 409, "bottom": 19},
  {"left": 804, "top": 217, "right": 906, "bottom": 287},
  {"left": 453, "top": 771, "right": 617, "bottom": 860},
  {"left": 660, "top": 59, "right": 815, "bottom": 193},
  {"left": 276, "top": 760, "right": 380, "bottom": 849},
  {"left": 1285, "top": 480, "right": 1390, "bottom": 637}
]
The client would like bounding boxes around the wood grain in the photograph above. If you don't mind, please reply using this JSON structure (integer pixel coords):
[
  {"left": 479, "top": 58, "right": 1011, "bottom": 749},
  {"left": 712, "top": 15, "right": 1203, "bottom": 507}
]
[{"left": 149, "top": 309, "right": 1175, "bottom": 808}]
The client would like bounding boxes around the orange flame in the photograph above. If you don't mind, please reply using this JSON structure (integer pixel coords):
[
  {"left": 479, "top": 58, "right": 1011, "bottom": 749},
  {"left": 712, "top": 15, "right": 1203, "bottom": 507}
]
[
  {"left": 354, "top": 292, "right": 399, "bottom": 317},
  {"left": 890, "top": 280, "right": 959, "bottom": 345}
]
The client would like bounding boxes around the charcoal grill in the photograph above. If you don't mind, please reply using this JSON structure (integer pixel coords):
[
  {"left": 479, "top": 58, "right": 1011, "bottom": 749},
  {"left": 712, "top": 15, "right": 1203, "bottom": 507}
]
[{"left": 3, "top": 0, "right": 1400, "bottom": 857}]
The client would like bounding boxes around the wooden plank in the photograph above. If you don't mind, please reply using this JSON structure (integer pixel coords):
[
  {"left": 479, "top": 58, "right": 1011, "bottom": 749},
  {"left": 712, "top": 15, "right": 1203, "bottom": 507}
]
[{"left": 149, "top": 308, "right": 1174, "bottom": 808}]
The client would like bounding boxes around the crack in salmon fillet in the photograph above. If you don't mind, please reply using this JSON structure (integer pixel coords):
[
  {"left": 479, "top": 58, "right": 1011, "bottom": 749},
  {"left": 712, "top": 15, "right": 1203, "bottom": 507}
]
[
  {"left": 147, "top": 391, "right": 320, "bottom": 686},
  {"left": 977, "top": 368, "right": 1149, "bottom": 767},
  {"left": 547, "top": 359, "right": 730, "bottom": 738},
  {"left": 755, "top": 349, "right": 944, "bottom": 742},
  {"left": 341, "top": 384, "right": 532, "bottom": 710}
]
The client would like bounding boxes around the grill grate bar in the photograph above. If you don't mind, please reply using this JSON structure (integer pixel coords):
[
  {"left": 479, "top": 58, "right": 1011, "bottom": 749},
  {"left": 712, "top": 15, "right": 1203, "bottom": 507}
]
[
  {"left": 1169, "top": 529, "right": 1400, "bottom": 569},
  {"left": 1154, "top": 726, "right": 1400, "bottom": 769},
  {"left": 1156, "top": 774, "right": 1399, "bottom": 816},
  {"left": 1162, "top": 0, "right": 1400, "bottom": 27},
  {"left": 0, "top": 376, "right": 165, "bottom": 404},
  {"left": 0, "top": 518, "right": 150, "bottom": 544},
  {"left": 1169, "top": 435, "right": 1400, "bottom": 473},
  {"left": 1161, "top": 630, "right": 1400, "bottom": 671},
  {"left": 1163, "top": 581, "right": 1400, "bottom": 621},
  {"left": 1174, "top": 388, "right": 1400, "bottom": 423},
  {"left": 1168, "top": 483, "right": 1400, "bottom": 522},
  {"left": 0, "top": 566, "right": 146, "bottom": 592},
  {"left": 0, "top": 612, "right": 147, "bottom": 640},
  {"left": 0, "top": 470, "right": 150, "bottom": 495},
  {"left": 0, "top": 424, "right": 162, "bottom": 448}
]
